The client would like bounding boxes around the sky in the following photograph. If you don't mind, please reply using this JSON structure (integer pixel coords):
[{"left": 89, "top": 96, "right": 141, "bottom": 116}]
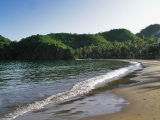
[{"left": 1, "top": 0, "right": 160, "bottom": 41}]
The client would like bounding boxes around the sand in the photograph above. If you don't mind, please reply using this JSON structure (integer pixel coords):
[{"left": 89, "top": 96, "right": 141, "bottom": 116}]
[{"left": 82, "top": 60, "right": 160, "bottom": 120}]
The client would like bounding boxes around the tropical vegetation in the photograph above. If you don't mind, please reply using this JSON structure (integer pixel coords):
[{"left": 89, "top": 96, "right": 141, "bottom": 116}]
[{"left": 0, "top": 24, "right": 160, "bottom": 60}]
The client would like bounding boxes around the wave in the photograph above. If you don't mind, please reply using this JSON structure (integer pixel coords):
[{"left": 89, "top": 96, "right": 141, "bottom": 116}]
[{"left": 1, "top": 61, "right": 142, "bottom": 120}]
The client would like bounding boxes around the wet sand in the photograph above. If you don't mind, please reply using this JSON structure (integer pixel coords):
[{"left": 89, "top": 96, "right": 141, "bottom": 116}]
[{"left": 83, "top": 60, "right": 160, "bottom": 120}]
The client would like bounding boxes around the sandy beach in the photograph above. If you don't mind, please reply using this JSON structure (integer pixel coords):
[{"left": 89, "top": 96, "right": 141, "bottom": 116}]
[{"left": 82, "top": 60, "right": 160, "bottom": 120}]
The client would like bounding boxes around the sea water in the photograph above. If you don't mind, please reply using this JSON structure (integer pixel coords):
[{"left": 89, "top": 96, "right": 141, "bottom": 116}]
[{"left": 0, "top": 60, "right": 141, "bottom": 120}]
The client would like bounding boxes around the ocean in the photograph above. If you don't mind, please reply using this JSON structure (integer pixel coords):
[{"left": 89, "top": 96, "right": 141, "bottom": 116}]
[{"left": 0, "top": 60, "right": 141, "bottom": 120}]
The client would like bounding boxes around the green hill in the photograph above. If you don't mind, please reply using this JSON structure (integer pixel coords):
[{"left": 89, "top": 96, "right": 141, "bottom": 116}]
[
  {"left": 100, "top": 29, "right": 140, "bottom": 42},
  {"left": 0, "top": 35, "right": 11, "bottom": 48},
  {"left": 17, "top": 35, "right": 74, "bottom": 60},
  {"left": 137, "top": 24, "right": 160, "bottom": 38},
  {"left": 0, "top": 25, "right": 159, "bottom": 60},
  {"left": 0, "top": 35, "right": 11, "bottom": 59},
  {"left": 48, "top": 33, "right": 109, "bottom": 49},
  {"left": 0, "top": 35, "right": 74, "bottom": 60}
]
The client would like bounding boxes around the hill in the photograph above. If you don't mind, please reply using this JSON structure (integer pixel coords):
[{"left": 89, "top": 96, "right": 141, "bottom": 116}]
[
  {"left": 47, "top": 33, "right": 109, "bottom": 49},
  {"left": 100, "top": 29, "right": 140, "bottom": 42},
  {"left": 0, "top": 35, "right": 12, "bottom": 59},
  {"left": 137, "top": 24, "right": 160, "bottom": 38},
  {"left": 0, "top": 35, "right": 74, "bottom": 60},
  {"left": 0, "top": 25, "right": 159, "bottom": 60},
  {"left": 0, "top": 35, "right": 11, "bottom": 48}
]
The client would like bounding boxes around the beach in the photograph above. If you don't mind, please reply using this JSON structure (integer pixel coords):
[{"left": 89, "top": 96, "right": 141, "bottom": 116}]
[
  {"left": 82, "top": 60, "right": 160, "bottom": 120},
  {"left": 1, "top": 60, "right": 159, "bottom": 120}
]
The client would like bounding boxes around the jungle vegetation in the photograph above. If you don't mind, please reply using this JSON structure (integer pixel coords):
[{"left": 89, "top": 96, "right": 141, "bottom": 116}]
[{"left": 0, "top": 24, "right": 160, "bottom": 60}]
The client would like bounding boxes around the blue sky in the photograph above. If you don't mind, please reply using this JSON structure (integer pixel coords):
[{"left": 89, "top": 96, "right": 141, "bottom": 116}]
[{"left": 1, "top": 0, "right": 160, "bottom": 41}]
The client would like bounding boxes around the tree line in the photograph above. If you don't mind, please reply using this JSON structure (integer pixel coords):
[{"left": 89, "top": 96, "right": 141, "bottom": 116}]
[{"left": 0, "top": 24, "right": 160, "bottom": 60}]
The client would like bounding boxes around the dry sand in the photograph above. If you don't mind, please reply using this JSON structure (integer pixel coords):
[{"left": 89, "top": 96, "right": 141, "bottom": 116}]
[{"left": 82, "top": 60, "right": 160, "bottom": 120}]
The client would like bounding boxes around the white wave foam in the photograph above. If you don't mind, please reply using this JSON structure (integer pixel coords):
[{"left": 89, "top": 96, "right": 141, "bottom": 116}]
[{"left": 1, "top": 61, "right": 142, "bottom": 120}]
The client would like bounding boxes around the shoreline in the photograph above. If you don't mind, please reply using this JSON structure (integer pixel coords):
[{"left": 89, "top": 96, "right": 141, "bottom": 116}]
[
  {"left": 82, "top": 60, "right": 160, "bottom": 120},
  {"left": 1, "top": 59, "right": 138, "bottom": 120}
]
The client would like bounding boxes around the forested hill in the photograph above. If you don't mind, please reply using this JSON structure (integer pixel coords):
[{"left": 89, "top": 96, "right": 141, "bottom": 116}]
[
  {"left": 0, "top": 35, "right": 11, "bottom": 48},
  {"left": 0, "top": 24, "right": 159, "bottom": 60},
  {"left": 137, "top": 24, "right": 160, "bottom": 38},
  {"left": 100, "top": 29, "right": 140, "bottom": 42},
  {"left": 47, "top": 33, "right": 109, "bottom": 49}
]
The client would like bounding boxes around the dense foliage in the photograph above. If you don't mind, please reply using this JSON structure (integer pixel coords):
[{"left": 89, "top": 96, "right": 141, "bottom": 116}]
[
  {"left": 0, "top": 35, "right": 11, "bottom": 48},
  {"left": 0, "top": 35, "right": 12, "bottom": 59},
  {"left": 48, "top": 33, "right": 109, "bottom": 49},
  {"left": 100, "top": 29, "right": 140, "bottom": 42},
  {"left": 0, "top": 35, "right": 74, "bottom": 60},
  {"left": 137, "top": 24, "right": 160, "bottom": 38},
  {"left": 76, "top": 38, "right": 158, "bottom": 59},
  {"left": 0, "top": 24, "right": 160, "bottom": 60}
]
